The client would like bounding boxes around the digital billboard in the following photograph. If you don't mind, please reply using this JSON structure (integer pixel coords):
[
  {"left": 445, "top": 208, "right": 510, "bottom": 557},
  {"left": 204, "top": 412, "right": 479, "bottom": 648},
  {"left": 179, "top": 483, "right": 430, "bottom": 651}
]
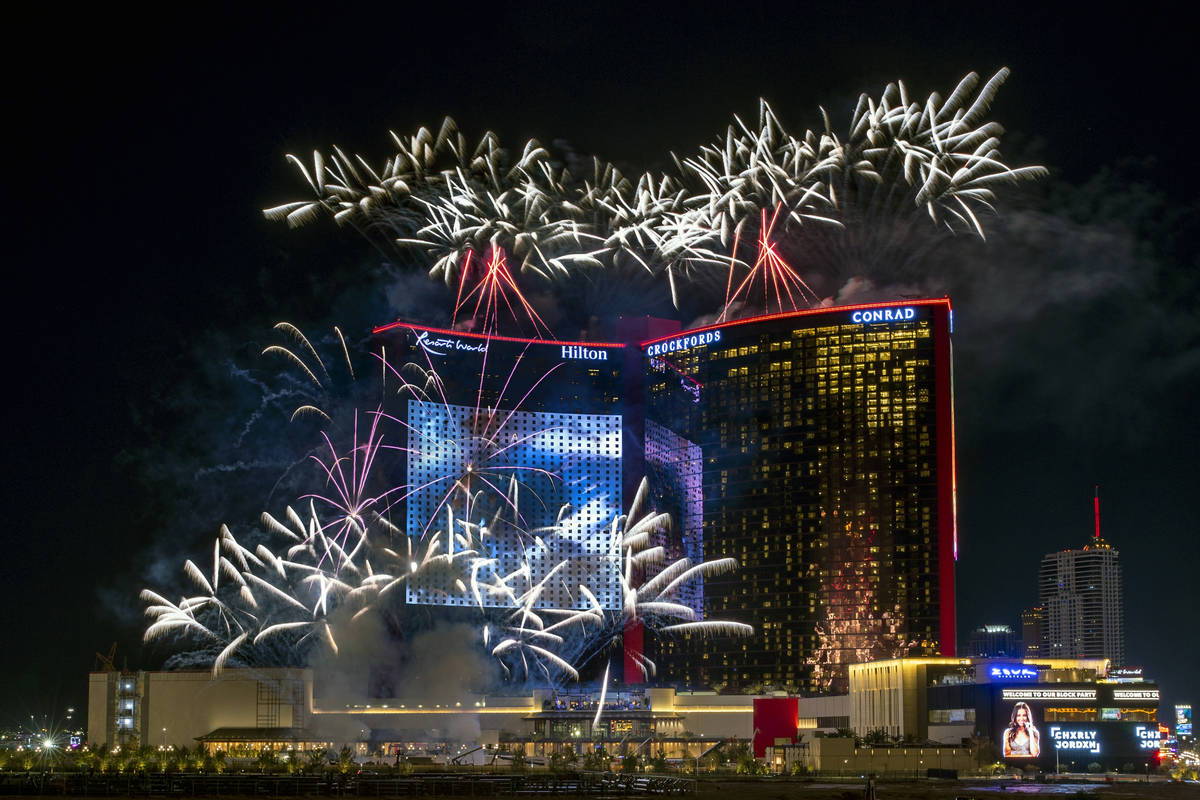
[
  {"left": 1000, "top": 701, "right": 1042, "bottom": 758},
  {"left": 1178, "top": 704, "right": 1193, "bottom": 737},
  {"left": 997, "top": 690, "right": 1158, "bottom": 767}
]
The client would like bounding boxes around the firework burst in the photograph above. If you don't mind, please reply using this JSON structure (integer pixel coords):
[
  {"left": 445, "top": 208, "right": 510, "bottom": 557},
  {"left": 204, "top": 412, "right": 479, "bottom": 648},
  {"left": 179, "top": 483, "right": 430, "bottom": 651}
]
[
  {"left": 146, "top": 323, "right": 750, "bottom": 684},
  {"left": 719, "top": 204, "right": 821, "bottom": 320},
  {"left": 265, "top": 70, "right": 1042, "bottom": 322},
  {"left": 487, "top": 478, "right": 750, "bottom": 684}
]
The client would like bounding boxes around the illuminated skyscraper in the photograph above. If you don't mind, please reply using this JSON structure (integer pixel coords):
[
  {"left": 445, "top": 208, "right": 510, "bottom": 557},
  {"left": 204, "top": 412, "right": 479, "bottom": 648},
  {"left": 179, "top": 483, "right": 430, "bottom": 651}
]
[
  {"left": 1021, "top": 605, "right": 1046, "bottom": 659},
  {"left": 964, "top": 624, "right": 1018, "bottom": 658},
  {"left": 640, "top": 300, "right": 957, "bottom": 694},
  {"left": 1038, "top": 492, "right": 1124, "bottom": 665}
]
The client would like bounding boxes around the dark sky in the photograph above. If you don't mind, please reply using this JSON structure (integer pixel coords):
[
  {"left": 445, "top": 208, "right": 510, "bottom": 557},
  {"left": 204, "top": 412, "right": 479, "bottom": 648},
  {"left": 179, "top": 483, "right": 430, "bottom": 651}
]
[{"left": 4, "top": 4, "right": 1196, "bottom": 725}]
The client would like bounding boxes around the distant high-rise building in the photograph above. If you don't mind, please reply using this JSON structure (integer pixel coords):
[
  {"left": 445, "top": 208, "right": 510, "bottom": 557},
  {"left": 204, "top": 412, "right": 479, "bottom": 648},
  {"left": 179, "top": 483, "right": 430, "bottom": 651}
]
[
  {"left": 964, "top": 624, "right": 1018, "bottom": 658},
  {"left": 1020, "top": 605, "right": 1045, "bottom": 659},
  {"left": 1038, "top": 488, "right": 1124, "bottom": 665}
]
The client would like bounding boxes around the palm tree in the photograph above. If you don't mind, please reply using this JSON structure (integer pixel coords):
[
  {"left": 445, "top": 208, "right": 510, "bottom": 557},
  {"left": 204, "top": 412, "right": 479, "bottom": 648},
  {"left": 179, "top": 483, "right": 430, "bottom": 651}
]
[
  {"left": 305, "top": 747, "right": 329, "bottom": 775},
  {"left": 257, "top": 747, "right": 279, "bottom": 773},
  {"left": 337, "top": 746, "right": 355, "bottom": 775}
]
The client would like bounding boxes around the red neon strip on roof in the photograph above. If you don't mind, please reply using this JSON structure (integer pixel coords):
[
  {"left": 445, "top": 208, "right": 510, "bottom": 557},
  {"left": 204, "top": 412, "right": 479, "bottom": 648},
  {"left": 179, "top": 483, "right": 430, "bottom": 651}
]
[
  {"left": 372, "top": 321, "right": 625, "bottom": 349},
  {"left": 638, "top": 298, "right": 953, "bottom": 348}
]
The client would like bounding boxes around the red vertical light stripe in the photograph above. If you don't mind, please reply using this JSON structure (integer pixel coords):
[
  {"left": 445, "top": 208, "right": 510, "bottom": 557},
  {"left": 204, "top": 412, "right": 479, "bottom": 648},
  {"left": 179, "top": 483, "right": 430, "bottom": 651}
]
[{"left": 622, "top": 619, "right": 645, "bottom": 684}]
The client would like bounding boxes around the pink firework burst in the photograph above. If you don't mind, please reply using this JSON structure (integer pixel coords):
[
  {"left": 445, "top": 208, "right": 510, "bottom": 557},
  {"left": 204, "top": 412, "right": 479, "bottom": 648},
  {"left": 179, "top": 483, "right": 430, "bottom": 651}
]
[
  {"left": 301, "top": 408, "right": 407, "bottom": 570},
  {"left": 452, "top": 247, "right": 553, "bottom": 339},
  {"left": 720, "top": 204, "right": 820, "bottom": 321}
]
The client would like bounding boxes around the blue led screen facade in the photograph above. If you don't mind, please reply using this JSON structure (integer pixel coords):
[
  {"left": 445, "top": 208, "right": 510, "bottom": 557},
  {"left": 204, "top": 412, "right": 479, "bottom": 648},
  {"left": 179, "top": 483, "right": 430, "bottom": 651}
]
[
  {"left": 373, "top": 324, "right": 628, "bottom": 612},
  {"left": 405, "top": 400, "right": 623, "bottom": 609},
  {"left": 644, "top": 419, "right": 705, "bottom": 615}
]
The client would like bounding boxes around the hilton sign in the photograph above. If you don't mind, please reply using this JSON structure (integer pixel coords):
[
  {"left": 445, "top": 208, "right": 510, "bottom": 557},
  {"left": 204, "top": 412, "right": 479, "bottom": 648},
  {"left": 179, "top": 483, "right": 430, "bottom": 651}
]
[{"left": 561, "top": 345, "right": 609, "bottom": 361}]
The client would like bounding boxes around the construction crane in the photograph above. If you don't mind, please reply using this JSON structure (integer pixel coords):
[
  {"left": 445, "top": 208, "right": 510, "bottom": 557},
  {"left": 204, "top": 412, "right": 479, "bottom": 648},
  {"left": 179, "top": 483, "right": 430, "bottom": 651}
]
[{"left": 94, "top": 643, "right": 118, "bottom": 671}]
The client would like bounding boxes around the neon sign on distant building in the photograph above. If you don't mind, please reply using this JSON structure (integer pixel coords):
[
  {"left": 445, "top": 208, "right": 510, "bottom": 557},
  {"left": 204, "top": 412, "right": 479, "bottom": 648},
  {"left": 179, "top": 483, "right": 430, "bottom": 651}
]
[
  {"left": 1049, "top": 726, "right": 1100, "bottom": 753},
  {"left": 851, "top": 307, "right": 916, "bottom": 323},
  {"left": 1135, "top": 725, "right": 1159, "bottom": 750},
  {"left": 645, "top": 329, "right": 722, "bottom": 357},
  {"left": 990, "top": 665, "right": 1038, "bottom": 680},
  {"left": 415, "top": 330, "right": 488, "bottom": 357}
]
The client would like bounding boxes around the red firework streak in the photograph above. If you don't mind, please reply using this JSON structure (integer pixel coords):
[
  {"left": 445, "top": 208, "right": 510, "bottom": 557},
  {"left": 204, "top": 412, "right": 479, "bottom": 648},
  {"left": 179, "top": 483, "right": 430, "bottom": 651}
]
[
  {"left": 719, "top": 204, "right": 819, "bottom": 321},
  {"left": 452, "top": 247, "right": 553, "bottom": 338}
]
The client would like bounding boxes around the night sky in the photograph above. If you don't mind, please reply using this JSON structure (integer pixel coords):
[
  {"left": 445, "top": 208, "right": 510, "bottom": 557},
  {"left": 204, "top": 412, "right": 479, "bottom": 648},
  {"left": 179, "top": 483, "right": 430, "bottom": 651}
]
[{"left": 5, "top": 5, "right": 1196, "bottom": 725}]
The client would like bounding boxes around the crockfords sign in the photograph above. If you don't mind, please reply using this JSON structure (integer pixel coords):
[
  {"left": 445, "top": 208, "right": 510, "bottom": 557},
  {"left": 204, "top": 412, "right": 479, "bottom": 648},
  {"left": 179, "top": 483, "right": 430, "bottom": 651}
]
[
  {"left": 562, "top": 345, "right": 609, "bottom": 361},
  {"left": 851, "top": 307, "right": 916, "bottom": 323},
  {"left": 645, "top": 330, "right": 722, "bottom": 356}
]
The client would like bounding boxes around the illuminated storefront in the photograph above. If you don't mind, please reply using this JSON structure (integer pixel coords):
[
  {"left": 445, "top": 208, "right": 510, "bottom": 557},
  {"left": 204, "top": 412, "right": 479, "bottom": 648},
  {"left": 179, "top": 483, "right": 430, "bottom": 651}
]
[{"left": 847, "top": 656, "right": 1159, "bottom": 769}]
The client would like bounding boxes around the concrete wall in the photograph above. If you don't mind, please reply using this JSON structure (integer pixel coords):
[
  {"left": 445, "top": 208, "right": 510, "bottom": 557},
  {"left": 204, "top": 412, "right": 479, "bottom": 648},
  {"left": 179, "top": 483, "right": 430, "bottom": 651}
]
[
  {"left": 663, "top": 691, "right": 754, "bottom": 738},
  {"left": 89, "top": 673, "right": 852, "bottom": 751},
  {"left": 88, "top": 669, "right": 312, "bottom": 749},
  {"left": 782, "top": 735, "right": 973, "bottom": 775},
  {"left": 142, "top": 671, "right": 258, "bottom": 747},
  {"left": 849, "top": 659, "right": 936, "bottom": 738},
  {"left": 928, "top": 723, "right": 974, "bottom": 744},
  {"left": 310, "top": 695, "right": 536, "bottom": 745},
  {"left": 87, "top": 673, "right": 114, "bottom": 747},
  {"left": 796, "top": 694, "right": 849, "bottom": 729}
]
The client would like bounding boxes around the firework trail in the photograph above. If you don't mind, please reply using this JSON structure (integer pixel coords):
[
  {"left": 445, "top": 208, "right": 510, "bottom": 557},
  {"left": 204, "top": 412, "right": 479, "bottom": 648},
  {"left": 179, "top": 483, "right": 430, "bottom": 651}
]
[
  {"left": 260, "top": 322, "right": 362, "bottom": 424},
  {"left": 262, "top": 120, "right": 603, "bottom": 288}
]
